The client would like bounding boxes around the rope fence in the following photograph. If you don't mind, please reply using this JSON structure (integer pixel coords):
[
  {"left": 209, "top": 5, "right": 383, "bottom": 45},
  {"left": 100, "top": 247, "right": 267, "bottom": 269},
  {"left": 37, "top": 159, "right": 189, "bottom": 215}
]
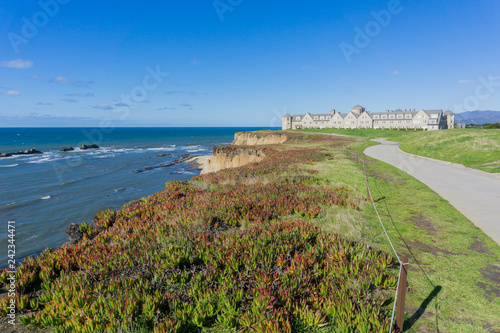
[{"left": 344, "top": 148, "right": 408, "bottom": 333}]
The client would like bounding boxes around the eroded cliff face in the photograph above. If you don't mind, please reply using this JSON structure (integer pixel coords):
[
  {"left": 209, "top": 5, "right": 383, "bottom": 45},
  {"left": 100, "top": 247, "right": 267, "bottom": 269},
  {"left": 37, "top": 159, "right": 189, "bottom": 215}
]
[
  {"left": 200, "top": 145, "right": 266, "bottom": 175},
  {"left": 232, "top": 132, "right": 289, "bottom": 146}
]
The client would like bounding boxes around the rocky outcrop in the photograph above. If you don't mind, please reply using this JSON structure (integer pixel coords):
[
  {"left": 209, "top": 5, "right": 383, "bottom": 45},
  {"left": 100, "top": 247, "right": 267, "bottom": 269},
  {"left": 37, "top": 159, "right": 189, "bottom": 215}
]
[
  {"left": 60, "top": 147, "right": 74, "bottom": 152},
  {"left": 201, "top": 145, "right": 266, "bottom": 174},
  {"left": 232, "top": 131, "right": 289, "bottom": 146},
  {"left": 80, "top": 144, "right": 100, "bottom": 150},
  {"left": 64, "top": 223, "right": 83, "bottom": 245},
  {"left": 0, "top": 148, "right": 43, "bottom": 158},
  {"left": 134, "top": 155, "right": 191, "bottom": 173}
]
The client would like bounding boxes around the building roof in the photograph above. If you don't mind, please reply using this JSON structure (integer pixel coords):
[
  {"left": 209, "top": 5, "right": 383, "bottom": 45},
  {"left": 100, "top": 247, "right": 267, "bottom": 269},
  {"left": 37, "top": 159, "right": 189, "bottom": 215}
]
[
  {"left": 352, "top": 105, "right": 364, "bottom": 109},
  {"left": 283, "top": 113, "right": 291, "bottom": 117}
]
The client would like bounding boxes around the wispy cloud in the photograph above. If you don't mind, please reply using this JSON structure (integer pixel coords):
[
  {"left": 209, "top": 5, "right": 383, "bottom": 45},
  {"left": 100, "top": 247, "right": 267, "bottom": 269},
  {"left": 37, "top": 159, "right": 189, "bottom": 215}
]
[
  {"left": 0, "top": 59, "right": 33, "bottom": 69},
  {"left": 489, "top": 75, "right": 499, "bottom": 81},
  {"left": 50, "top": 76, "right": 70, "bottom": 84},
  {"left": 93, "top": 103, "right": 114, "bottom": 110},
  {"left": 190, "top": 58, "right": 200, "bottom": 65},
  {"left": 31, "top": 75, "right": 40, "bottom": 79},
  {"left": 157, "top": 107, "right": 176, "bottom": 111},
  {"left": 0, "top": 90, "right": 21, "bottom": 96},
  {"left": 458, "top": 79, "right": 470, "bottom": 84},
  {"left": 61, "top": 98, "right": 77, "bottom": 103},
  {"left": 339, "top": 76, "right": 348, "bottom": 80},
  {"left": 83, "top": 93, "right": 94, "bottom": 97},
  {"left": 36, "top": 102, "right": 53, "bottom": 106},
  {"left": 165, "top": 90, "right": 184, "bottom": 95},
  {"left": 179, "top": 103, "right": 193, "bottom": 108},
  {"left": 114, "top": 102, "right": 129, "bottom": 107},
  {"left": 393, "top": 71, "right": 400, "bottom": 75},
  {"left": 49, "top": 76, "right": 95, "bottom": 88},
  {"left": 65, "top": 93, "right": 82, "bottom": 96}
]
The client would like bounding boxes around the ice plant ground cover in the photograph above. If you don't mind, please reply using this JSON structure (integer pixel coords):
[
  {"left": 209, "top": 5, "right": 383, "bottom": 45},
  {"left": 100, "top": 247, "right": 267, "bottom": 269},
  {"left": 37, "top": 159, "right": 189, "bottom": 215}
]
[{"left": 0, "top": 135, "right": 401, "bottom": 332}]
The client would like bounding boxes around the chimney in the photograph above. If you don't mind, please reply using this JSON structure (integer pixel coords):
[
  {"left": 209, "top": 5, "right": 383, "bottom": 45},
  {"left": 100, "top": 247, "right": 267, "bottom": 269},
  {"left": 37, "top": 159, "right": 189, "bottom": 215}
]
[{"left": 330, "top": 109, "right": 336, "bottom": 115}]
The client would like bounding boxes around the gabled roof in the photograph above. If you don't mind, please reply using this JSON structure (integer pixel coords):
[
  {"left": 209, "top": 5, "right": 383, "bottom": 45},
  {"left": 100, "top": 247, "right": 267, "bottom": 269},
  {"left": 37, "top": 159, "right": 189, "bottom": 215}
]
[
  {"left": 422, "top": 110, "right": 443, "bottom": 117},
  {"left": 283, "top": 113, "right": 291, "bottom": 117},
  {"left": 352, "top": 105, "right": 364, "bottom": 109},
  {"left": 443, "top": 110, "right": 454, "bottom": 115}
]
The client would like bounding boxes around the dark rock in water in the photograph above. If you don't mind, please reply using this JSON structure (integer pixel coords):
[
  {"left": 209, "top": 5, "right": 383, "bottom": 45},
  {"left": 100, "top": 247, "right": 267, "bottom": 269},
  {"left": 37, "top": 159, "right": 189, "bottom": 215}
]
[
  {"left": 65, "top": 223, "right": 83, "bottom": 245},
  {"left": 155, "top": 153, "right": 171, "bottom": 157},
  {"left": 60, "top": 147, "right": 74, "bottom": 152},
  {"left": 0, "top": 148, "right": 43, "bottom": 158},
  {"left": 134, "top": 154, "right": 191, "bottom": 173},
  {"left": 80, "top": 144, "right": 100, "bottom": 150}
]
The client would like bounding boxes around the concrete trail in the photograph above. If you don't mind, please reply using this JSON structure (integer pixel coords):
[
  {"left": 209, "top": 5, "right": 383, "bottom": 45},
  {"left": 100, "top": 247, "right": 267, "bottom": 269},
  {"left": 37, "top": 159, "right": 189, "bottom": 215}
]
[{"left": 364, "top": 138, "right": 500, "bottom": 245}]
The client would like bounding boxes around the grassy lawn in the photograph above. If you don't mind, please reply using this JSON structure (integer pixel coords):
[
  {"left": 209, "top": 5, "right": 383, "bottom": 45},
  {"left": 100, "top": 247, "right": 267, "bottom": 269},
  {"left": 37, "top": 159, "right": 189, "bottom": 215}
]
[
  {"left": 298, "top": 137, "right": 500, "bottom": 332},
  {"left": 290, "top": 128, "right": 500, "bottom": 173}
]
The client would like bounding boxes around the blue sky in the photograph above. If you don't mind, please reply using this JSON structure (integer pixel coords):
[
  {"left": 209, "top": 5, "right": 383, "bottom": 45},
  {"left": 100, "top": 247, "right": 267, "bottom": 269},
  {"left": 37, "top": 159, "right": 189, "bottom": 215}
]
[{"left": 1, "top": 0, "right": 499, "bottom": 127}]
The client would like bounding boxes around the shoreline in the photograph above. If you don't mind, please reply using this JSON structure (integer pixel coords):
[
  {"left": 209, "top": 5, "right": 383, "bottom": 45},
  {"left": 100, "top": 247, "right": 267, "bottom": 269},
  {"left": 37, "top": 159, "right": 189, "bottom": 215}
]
[{"left": 184, "top": 155, "right": 211, "bottom": 170}]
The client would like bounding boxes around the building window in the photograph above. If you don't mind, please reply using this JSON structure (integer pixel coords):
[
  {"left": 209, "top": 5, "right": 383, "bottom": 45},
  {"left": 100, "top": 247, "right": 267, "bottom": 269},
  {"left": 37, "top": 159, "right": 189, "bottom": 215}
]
[
  {"left": 389, "top": 115, "right": 395, "bottom": 119},
  {"left": 405, "top": 114, "right": 411, "bottom": 119},
  {"left": 314, "top": 117, "right": 318, "bottom": 120}
]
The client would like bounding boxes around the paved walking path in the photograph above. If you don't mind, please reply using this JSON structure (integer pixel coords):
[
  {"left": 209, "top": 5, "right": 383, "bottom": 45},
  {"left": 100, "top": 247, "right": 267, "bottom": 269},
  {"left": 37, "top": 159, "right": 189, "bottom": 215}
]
[{"left": 364, "top": 138, "right": 500, "bottom": 245}]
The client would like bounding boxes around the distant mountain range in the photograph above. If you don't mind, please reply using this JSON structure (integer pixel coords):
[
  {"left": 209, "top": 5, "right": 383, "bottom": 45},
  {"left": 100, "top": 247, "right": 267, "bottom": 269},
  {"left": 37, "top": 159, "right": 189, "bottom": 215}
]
[{"left": 454, "top": 110, "right": 500, "bottom": 124}]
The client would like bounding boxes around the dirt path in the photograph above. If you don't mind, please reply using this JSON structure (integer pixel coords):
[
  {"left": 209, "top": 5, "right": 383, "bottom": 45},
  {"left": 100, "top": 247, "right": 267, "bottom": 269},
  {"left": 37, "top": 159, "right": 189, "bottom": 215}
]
[{"left": 364, "top": 138, "right": 500, "bottom": 245}]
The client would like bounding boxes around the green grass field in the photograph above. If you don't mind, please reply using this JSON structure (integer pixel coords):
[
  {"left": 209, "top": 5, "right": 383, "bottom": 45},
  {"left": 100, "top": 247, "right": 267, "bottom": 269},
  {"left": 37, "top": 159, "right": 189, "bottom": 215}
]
[
  {"left": 291, "top": 137, "right": 500, "bottom": 332},
  {"left": 291, "top": 128, "right": 500, "bottom": 173}
]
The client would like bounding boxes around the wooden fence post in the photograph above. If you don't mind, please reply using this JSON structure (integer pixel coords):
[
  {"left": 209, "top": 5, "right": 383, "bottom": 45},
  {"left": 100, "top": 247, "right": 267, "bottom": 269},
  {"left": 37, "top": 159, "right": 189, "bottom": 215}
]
[{"left": 396, "top": 257, "right": 409, "bottom": 331}]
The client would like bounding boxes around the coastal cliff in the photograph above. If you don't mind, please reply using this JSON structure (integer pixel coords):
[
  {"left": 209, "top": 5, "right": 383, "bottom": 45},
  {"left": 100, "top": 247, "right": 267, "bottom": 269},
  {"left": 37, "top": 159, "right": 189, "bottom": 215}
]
[
  {"left": 201, "top": 145, "right": 266, "bottom": 174},
  {"left": 232, "top": 131, "right": 289, "bottom": 146}
]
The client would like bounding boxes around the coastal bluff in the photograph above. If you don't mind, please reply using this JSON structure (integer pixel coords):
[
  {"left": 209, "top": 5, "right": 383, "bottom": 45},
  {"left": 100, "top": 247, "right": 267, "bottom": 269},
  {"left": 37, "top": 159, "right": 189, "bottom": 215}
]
[
  {"left": 200, "top": 145, "right": 265, "bottom": 174},
  {"left": 232, "top": 131, "right": 289, "bottom": 145},
  {"left": 201, "top": 131, "right": 289, "bottom": 174}
]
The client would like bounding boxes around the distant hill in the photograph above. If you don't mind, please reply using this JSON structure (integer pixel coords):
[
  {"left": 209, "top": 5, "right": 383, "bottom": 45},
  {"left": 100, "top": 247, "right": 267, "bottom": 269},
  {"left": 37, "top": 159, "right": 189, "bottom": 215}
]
[{"left": 455, "top": 110, "right": 500, "bottom": 125}]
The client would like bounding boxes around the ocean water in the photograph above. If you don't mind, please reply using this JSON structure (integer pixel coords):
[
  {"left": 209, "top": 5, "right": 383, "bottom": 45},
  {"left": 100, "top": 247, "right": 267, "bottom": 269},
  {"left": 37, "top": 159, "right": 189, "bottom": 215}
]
[{"left": 0, "top": 127, "right": 277, "bottom": 267}]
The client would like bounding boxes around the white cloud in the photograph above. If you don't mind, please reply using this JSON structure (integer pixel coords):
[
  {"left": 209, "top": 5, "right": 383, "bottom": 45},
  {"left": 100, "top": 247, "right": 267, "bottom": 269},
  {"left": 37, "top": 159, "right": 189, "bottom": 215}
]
[
  {"left": 458, "top": 79, "right": 470, "bottom": 84},
  {"left": 1, "top": 90, "right": 21, "bottom": 96},
  {"left": 0, "top": 59, "right": 33, "bottom": 69},
  {"left": 489, "top": 75, "right": 499, "bottom": 81},
  {"left": 94, "top": 103, "right": 114, "bottom": 110},
  {"left": 49, "top": 77, "right": 94, "bottom": 88},
  {"left": 50, "top": 76, "right": 70, "bottom": 84},
  {"left": 61, "top": 98, "right": 77, "bottom": 103},
  {"left": 393, "top": 71, "right": 400, "bottom": 75},
  {"left": 31, "top": 75, "right": 40, "bottom": 79}
]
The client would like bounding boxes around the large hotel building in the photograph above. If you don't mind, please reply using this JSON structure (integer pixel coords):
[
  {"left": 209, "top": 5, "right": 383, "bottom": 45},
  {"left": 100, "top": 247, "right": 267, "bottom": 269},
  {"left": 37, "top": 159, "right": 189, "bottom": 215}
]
[{"left": 282, "top": 105, "right": 455, "bottom": 131}]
